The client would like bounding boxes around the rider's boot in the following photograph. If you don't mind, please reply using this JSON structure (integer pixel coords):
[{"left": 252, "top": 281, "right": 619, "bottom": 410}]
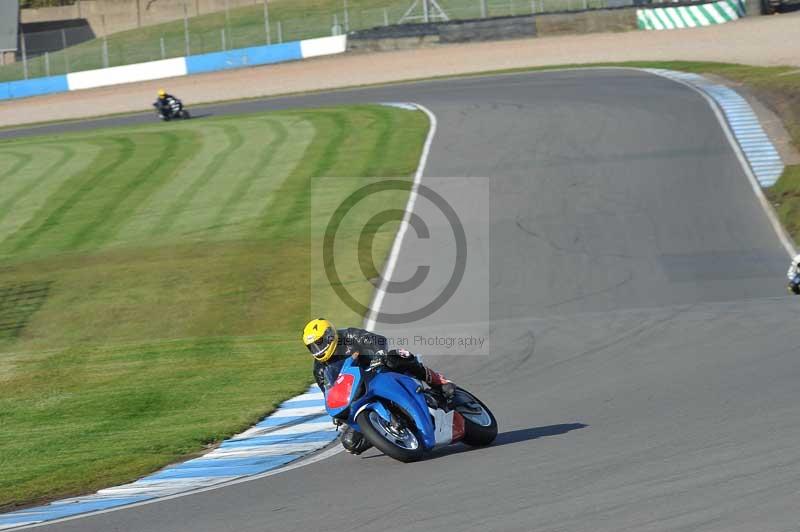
[
  {"left": 424, "top": 367, "right": 456, "bottom": 400},
  {"left": 341, "top": 425, "right": 372, "bottom": 455}
]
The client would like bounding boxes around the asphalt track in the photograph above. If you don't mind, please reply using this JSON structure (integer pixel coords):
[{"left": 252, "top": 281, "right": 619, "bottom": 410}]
[{"left": 12, "top": 69, "right": 800, "bottom": 532}]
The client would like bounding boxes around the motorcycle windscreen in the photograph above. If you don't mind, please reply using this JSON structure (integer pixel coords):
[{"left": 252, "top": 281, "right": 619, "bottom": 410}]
[{"left": 326, "top": 373, "right": 356, "bottom": 413}]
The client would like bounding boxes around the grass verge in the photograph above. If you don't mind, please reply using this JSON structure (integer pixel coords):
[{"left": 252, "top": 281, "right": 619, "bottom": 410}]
[{"left": 0, "top": 103, "right": 428, "bottom": 509}]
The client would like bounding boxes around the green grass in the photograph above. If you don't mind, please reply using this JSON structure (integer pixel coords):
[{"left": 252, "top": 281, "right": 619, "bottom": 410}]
[
  {"left": 0, "top": 104, "right": 428, "bottom": 509},
  {"left": 2, "top": 0, "right": 605, "bottom": 82}
]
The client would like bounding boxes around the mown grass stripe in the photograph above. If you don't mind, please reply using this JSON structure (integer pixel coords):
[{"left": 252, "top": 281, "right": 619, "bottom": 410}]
[
  {"left": 89, "top": 131, "right": 206, "bottom": 249},
  {"left": 153, "top": 125, "right": 245, "bottom": 237},
  {"left": 210, "top": 120, "right": 288, "bottom": 231},
  {"left": 362, "top": 107, "right": 396, "bottom": 177},
  {"left": 8, "top": 138, "right": 136, "bottom": 254},
  {"left": 0, "top": 151, "right": 34, "bottom": 186},
  {"left": 278, "top": 113, "right": 350, "bottom": 238},
  {"left": 0, "top": 146, "right": 76, "bottom": 227},
  {"left": 258, "top": 112, "right": 347, "bottom": 238},
  {"left": 66, "top": 132, "right": 184, "bottom": 250}
]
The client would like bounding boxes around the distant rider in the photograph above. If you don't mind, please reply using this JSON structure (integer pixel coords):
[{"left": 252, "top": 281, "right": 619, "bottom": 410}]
[
  {"left": 153, "top": 88, "right": 180, "bottom": 117},
  {"left": 787, "top": 254, "right": 800, "bottom": 292},
  {"left": 302, "top": 318, "right": 455, "bottom": 455}
]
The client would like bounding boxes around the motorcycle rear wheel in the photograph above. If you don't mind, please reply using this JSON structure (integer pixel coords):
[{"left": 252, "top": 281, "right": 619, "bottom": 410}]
[
  {"left": 454, "top": 387, "right": 497, "bottom": 446},
  {"left": 356, "top": 408, "right": 424, "bottom": 463}
]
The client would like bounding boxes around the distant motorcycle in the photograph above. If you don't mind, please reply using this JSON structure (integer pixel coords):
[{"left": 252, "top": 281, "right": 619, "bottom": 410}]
[
  {"left": 788, "top": 274, "right": 800, "bottom": 295},
  {"left": 325, "top": 355, "right": 497, "bottom": 462},
  {"left": 153, "top": 97, "right": 190, "bottom": 121}
]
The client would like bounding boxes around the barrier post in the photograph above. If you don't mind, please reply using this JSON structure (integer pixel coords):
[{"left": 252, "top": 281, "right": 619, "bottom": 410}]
[
  {"left": 224, "top": 0, "right": 231, "bottom": 48},
  {"left": 62, "top": 29, "right": 70, "bottom": 73},
  {"left": 160, "top": 36, "right": 166, "bottom": 59},
  {"left": 343, "top": 0, "right": 350, "bottom": 32},
  {"left": 277, "top": 21, "right": 283, "bottom": 43},
  {"left": 221, "top": 28, "right": 226, "bottom": 51},
  {"left": 20, "top": 30, "right": 28, "bottom": 80},
  {"left": 102, "top": 38, "right": 109, "bottom": 68},
  {"left": 44, "top": 51, "right": 50, "bottom": 77},
  {"left": 183, "top": 4, "right": 191, "bottom": 56},
  {"left": 263, "top": 0, "right": 271, "bottom": 44},
  {"left": 383, "top": 7, "right": 389, "bottom": 25}
]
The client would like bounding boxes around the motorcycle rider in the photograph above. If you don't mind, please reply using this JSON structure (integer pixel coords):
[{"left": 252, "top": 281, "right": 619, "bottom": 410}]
[
  {"left": 302, "top": 318, "right": 455, "bottom": 455},
  {"left": 153, "top": 88, "right": 180, "bottom": 117},
  {"left": 787, "top": 254, "right": 800, "bottom": 292}
]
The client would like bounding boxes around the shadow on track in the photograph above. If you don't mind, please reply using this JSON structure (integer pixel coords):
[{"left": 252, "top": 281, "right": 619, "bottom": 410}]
[
  {"left": 491, "top": 423, "right": 588, "bottom": 446},
  {"left": 360, "top": 423, "right": 588, "bottom": 461}
]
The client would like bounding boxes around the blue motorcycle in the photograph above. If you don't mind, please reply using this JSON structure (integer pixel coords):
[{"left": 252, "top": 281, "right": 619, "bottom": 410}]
[{"left": 325, "top": 356, "right": 497, "bottom": 462}]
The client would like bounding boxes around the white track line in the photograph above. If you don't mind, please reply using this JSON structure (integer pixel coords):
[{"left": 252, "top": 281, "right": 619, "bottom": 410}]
[{"left": 365, "top": 103, "right": 438, "bottom": 330}]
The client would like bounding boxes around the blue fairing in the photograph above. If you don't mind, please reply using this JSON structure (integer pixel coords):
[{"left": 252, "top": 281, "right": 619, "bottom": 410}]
[
  {"left": 324, "top": 358, "right": 438, "bottom": 450},
  {"left": 353, "top": 371, "right": 436, "bottom": 450}
]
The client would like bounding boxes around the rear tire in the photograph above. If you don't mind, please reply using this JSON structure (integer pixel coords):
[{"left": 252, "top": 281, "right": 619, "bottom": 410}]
[
  {"left": 356, "top": 408, "right": 423, "bottom": 463},
  {"left": 454, "top": 387, "right": 497, "bottom": 446},
  {"left": 180, "top": 110, "right": 191, "bottom": 119}
]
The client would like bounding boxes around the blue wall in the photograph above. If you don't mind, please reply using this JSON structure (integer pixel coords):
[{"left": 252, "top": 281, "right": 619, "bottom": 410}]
[
  {"left": 0, "top": 75, "right": 70, "bottom": 101},
  {"left": 185, "top": 42, "right": 303, "bottom": 75}
]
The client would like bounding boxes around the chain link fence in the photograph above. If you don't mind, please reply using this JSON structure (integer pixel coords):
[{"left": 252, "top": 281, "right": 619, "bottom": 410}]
[{"left": 1, "top": 0, "right": 653, "bottom": 82}]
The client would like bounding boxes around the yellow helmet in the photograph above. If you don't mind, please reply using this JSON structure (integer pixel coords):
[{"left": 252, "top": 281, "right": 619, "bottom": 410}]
[
  {"left": 158, "top": 89, "right": 166, "bottom": 99},
  {"left": 302, "top": 318, "right": 338, "bottom": 362}
]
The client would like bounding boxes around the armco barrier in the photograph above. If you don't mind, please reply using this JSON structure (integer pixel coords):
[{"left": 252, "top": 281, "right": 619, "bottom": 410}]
[
  {"left": 0, "top": 35, "right": 347, "bottom": 101},
  {"left": 185, "top": 42, "right": 302, "bottom": 75},
  {"left": 637, "top": 0, "right": 745, "bottom": 30},
  {"left": 299, "top": 35, "right": 348, "bottom": 59},
  {"left": 67, "top": 57, "right": 188, "bottom": 91},
  {"left": 0, "top": 75, "right": 69, "bottom": 101}
]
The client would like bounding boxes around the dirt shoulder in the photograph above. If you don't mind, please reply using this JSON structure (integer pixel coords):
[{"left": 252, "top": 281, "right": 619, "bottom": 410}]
[{"left": 2, "top": 13, "right": 799, "bottom": 128}]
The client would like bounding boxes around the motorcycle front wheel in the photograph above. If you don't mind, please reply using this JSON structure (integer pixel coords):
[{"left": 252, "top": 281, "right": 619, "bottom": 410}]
[
  {"left": 356, "top": 408, "right": 423, "bottom": 463},
  {"left": 454, "top": 387, "right": 498, "bottom": 446}
]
